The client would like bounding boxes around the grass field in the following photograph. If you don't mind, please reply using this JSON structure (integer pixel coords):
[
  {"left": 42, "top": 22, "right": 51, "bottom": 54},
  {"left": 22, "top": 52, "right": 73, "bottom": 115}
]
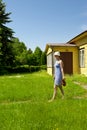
[{"left": 0, "top": 71, "right": 87, "bottom": 130}]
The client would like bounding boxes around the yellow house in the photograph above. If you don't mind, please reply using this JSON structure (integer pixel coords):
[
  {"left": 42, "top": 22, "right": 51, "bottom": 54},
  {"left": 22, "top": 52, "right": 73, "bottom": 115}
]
[{"left": 45, "top": 30, "right": 87, "bottom": 76}]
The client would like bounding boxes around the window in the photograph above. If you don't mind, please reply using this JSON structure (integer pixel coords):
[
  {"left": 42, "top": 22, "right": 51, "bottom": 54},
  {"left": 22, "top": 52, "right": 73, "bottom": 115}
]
[{"left": 79, "top": 49, "right": 85, "bottom": 67}]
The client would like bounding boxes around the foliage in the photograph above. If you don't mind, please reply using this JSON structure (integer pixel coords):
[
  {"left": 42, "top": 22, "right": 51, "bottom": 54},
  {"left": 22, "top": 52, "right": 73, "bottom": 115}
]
[
  {"left": 11, "top": 38, "right": 46, "bottom": 67},
  {"left": 41, "top": 51, "right": 46, "bottom": 65},
  {"left": 12, "top": 37, "right": 27, "bottom": 65},
  {"left": 0, "top": 0, "right": 14, "bottom": 66},
  {"left": 0, "top": 65, "right": 46, "bottom": 75},
  {"left": 34, "top": 46, "right": 42, "bottom": 65},
  {"left": 27, "top": 48, "right": 33, "bottom": 54},
  {"left": 8, "top": 66, "right": 41, "bottom": 74},
  {"left": 27, "top": 53, "right": 37, "bottom": 66},
  {"left": 0, "top": 0, "right": 46, "bottom": 74},
  {"left": 40, "top": 65, "right": 47, "bottom": 70}
]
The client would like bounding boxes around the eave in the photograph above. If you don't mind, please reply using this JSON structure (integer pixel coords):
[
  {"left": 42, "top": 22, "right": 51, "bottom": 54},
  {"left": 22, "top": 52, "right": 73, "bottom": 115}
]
[
  {"left": 67, "top": 30, "right": 87, "bottom": 44},
  {"left": 45, "top": 43, "right": 77, "bottom": 53}
]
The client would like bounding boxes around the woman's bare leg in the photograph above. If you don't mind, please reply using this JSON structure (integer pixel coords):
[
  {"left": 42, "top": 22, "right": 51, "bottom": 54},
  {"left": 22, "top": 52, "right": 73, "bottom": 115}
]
[
  {"left": 49, "top": 85, "right": 58, "bottom": 102},
  {"left": 52, "top": 86, "right": 58, "bottom": 100},
  {"left": 59, "top": 85, "right": 64, "bottom": 98}
]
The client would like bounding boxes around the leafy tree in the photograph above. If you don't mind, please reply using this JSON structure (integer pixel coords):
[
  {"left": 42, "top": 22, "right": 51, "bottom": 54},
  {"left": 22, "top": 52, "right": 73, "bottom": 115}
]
[
  {"left": 0, "top": 0, "right": 14, "bottom": 66},
  {"left": 27, "top": 53, "right": 37, "bottom": 66},
  {"left": 16, "top": 50, "right": 27, "bottom": 65},
  {"left": 41, "top": 52, "right": 46, "bottom": 65},
  {"left": 34, "top": 46, "right": 42, "bottom": 65},
  {"left": 27, "top": 48, "right": 33, "bottom": 54},
  {"left": 12, "top": 37, "right": 27, "bottom": 55},
  {"left": 12, "top": 37, "right": 27, "bottom": 65}
]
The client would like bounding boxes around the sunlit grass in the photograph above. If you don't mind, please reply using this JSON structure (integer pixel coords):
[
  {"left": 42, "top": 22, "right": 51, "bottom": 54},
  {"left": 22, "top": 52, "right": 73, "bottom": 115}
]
[{"left": 0, "top": 71, "right": 87, "bottom": 130}]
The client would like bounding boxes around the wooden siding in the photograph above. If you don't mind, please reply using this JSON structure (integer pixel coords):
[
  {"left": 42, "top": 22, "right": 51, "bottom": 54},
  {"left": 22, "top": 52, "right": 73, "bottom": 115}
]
[
  {"left": 79, "top": 44, "right": 87, "bottom": 75},
  {"left": 46, "top": 31, "right": 87, "bottom": 76},
  {"left": 47, "top": 68, "right": 53, "bottom": 76},
  {"left": 74, "top": 36, "right": 87, "bottom": 46},
  {"left": 47, "top": 46, "right": 79, "bottom": 75},
  {"left": 47, "top": 47, "right": 52, "bottom": 55},
  {"left": 73, "top": 35, "right": 87, "bottom": 76}
]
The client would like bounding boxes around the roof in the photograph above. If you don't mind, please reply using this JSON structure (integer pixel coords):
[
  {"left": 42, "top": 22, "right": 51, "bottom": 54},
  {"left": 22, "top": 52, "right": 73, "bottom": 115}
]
[
  {"left": 45, "top": 30, "right": 87, "bottom": 52},
  {"left": 45, "top": 43, "right": 76, "bottom": 52},
  {"left": 67, "top": 30, "right": 87, "bottom": 44}
]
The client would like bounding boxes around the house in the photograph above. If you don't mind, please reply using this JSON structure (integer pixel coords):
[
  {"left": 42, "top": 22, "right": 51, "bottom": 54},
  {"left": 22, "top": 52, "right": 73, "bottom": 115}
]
[{"left": 45, "top": 30, "right": 87, "bottom": 76}]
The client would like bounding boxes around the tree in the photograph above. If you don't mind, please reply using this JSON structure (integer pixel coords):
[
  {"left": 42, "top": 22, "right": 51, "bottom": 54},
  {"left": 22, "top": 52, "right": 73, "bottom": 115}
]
[
  {"left": 12, "top": 37, "right": 27, "bottom": 65},
  {"left": 27, "top": 48, "right": 33, "bottom": 54},
  {"left": 0, "top": 0, "right": 14, "bottom": 66},
  {"left": 41, "top": 52, "right": 46, "bottom": 65},
  {"left": 27, "top": 53, "right": 37, "bottom": 66},
  {"left": 34, "top": 46, "right": 42, "bottom": 65}
]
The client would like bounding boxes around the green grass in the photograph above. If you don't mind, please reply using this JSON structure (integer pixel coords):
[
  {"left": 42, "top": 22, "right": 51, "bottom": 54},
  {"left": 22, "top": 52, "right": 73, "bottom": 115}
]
[{"left": 0, "top": 71, "right": 87, "bottom": 130}]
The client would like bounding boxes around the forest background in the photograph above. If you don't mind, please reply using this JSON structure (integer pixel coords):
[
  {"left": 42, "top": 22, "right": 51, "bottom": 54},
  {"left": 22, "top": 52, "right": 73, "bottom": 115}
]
[{"left": 0, "top": 0, "right": 46, "bottom": 75}]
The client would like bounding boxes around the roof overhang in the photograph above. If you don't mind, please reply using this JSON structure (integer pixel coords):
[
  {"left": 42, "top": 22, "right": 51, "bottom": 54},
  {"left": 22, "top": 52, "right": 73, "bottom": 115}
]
[
  {"left": 67, "top": 30, "right": 87, "bottom": 44},
  {"left": 45, "top": 30, "right": 87, "bottom": 52},
  {"left": 45, "top": 43, "right": 77, "bottom": 52}
]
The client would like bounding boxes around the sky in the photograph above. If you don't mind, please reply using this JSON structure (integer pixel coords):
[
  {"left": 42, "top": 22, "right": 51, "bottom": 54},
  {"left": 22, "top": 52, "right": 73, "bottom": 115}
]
[{"left": 3, "top": 0, "right": 87, "bottom": 51}]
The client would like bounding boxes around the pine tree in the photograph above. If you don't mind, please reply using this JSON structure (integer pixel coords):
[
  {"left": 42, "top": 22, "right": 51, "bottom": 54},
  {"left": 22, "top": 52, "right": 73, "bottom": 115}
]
[{"left": 0, "top": 0, "right": 14, "bottom": 66}]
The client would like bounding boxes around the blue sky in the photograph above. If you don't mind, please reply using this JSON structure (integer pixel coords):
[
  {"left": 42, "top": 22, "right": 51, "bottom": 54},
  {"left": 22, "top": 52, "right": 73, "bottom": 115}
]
[{"left": 4, "top": 0, "right": 87, "bottom": 51}]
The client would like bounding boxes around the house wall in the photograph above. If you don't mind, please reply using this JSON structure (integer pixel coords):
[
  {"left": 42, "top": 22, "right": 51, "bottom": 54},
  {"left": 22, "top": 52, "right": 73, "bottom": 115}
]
[
  {"left": 75, "top": 36, "right": 87, "bottom": 46},
  {"left": 79, "top": 44, "right": 87, "bottom": 76},
  {"left": 47, "top": 68, "right": 53, "bottom": 75},
  {"left": 46, "top": 46, "right": 79, "bottom": 75},
  {"left": 74, "top": 36, "right": 87, "bottom": 76},
  {"left": 46, "top": 47, "right": 53, "bottom": 75},
  {"left": 47, "top": 47, "right": 52, "bottom": 55}
]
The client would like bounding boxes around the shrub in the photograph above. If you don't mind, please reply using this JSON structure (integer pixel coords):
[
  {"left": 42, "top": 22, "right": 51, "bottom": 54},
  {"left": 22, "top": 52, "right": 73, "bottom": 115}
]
[
  {"left": 40, "top": 65, "right": 47, "bottom": 70},
  {"left": 6, "top": 66, "right": 41, "bottom": 74},
  {"left": 0, "top": 65, "right": 47, "bottom": 75}
]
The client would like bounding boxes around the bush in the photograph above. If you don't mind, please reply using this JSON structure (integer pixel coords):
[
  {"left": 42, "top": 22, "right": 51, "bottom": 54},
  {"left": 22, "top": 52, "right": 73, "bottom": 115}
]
[
  {"left": 7, "top": 66, "right": 41, "bottom": 74},
  {"left": 9, "top": 66, "right": 30, "bottom": 73},
  {"left": 29, "top": 66, "right": 40, "bottom": 72},
  {"left": 40, "top": 65, "right": 47, "bottom": 70},
  {"left": 0, "top": 65, "right": 47, "bottom": 75},
  {"left": 0, "top": 67, "right": 9, "bottom": 75}
]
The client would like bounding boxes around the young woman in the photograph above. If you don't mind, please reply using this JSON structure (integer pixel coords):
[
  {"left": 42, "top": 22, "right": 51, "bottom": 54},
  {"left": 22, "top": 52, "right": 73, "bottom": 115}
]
[{"left": 49, "top": 51, "right": 65, "bottom": 101}]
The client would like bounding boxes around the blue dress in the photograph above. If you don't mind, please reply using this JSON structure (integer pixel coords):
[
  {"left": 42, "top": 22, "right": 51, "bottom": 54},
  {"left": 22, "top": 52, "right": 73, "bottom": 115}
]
[{"left": 54, "top": 61, "right": 62, "bottom": 86}]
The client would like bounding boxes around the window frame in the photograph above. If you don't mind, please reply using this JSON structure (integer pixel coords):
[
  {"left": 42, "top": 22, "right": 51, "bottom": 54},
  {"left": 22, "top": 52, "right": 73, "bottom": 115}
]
[{"left": 79, "top": 48, "right": 85, "bottom": 68}]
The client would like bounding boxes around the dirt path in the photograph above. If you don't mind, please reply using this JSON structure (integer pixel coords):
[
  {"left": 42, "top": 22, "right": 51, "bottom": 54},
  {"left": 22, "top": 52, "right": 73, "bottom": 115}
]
[
  {"left": 82, "top": 84, "right": 87, "bottom": 89},
  {"left": 74, "top": 81, "right": 87, "bottom": 90},
  {"left": 73, "top": 81, "right": 87, "bottom": 99},
  {"left": 0, "top": 99, "right": 31, "bottom": 106}
]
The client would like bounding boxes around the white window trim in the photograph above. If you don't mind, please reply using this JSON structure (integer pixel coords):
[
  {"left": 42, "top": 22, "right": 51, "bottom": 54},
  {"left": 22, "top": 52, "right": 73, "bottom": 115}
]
[{"left": 79, "top": 49, "right": 85, "bottom": 68}]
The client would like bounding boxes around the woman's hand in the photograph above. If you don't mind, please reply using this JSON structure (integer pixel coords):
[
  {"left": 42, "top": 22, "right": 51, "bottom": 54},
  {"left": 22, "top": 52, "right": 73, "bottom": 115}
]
[{"left": 62, "top": 79, "right": 66, "bottom": 86}]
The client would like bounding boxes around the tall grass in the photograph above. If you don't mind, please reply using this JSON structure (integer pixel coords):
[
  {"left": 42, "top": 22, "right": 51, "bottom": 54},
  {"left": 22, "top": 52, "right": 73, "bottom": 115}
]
[{"left": 0, "top": 71, "right": 87, "bottom": 130}]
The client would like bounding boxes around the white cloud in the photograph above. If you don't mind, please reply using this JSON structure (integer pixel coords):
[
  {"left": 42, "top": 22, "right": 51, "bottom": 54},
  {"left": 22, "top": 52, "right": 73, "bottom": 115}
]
[{"left": 81, "top": 25, "right": 87, "bottom": 31}]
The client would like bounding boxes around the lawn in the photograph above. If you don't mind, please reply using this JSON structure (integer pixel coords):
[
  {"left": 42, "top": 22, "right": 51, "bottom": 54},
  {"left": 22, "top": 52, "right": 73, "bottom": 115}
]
[{"left": 0, "top": 71, "right": 87, "bottom": 130}]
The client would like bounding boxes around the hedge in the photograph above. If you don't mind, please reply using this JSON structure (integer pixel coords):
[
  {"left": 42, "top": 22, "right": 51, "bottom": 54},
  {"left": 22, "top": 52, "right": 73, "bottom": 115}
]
[{"left": 0, "top": 65, "right": 47, "bottom": 75}]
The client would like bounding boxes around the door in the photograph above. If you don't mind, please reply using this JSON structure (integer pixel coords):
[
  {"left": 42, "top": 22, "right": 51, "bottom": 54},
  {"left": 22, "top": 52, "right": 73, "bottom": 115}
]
[{"left": 60, "top": 52, "right": 73, "bottom": 74}]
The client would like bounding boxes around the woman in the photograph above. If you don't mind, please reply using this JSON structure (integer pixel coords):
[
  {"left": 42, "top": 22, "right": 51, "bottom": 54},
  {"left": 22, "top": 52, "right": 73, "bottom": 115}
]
[{"left": 49, "top": 51, "right": 65, "bottom": 101}]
